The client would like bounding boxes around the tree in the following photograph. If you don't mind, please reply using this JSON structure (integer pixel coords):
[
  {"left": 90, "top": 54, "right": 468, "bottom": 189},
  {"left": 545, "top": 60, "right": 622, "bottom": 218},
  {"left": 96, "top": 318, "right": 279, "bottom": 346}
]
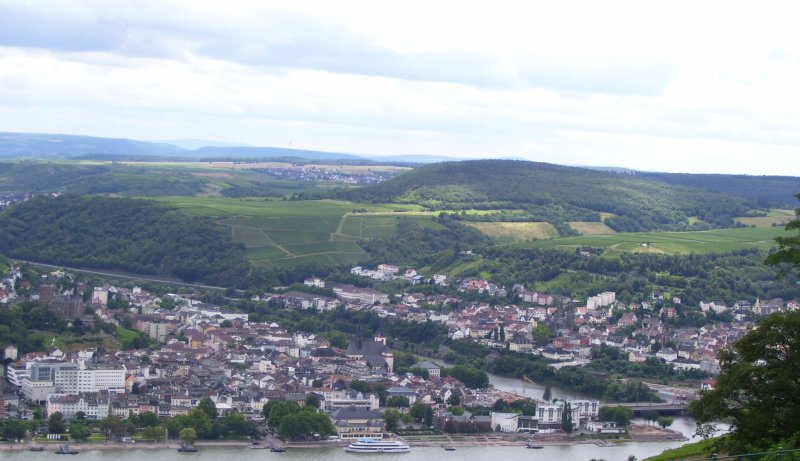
[
  {"left": 183, "top": 408, "right": 212, "bottom": 438},
  {"left": 137, "top": 411, "right": 159, "bottom": 428},
  {"left": 384, "top": 409, "right": 401, "bottom": 433},
  {"left": 657, "top": 416, "right": 674, "bottom": 430},
  {"left": 446, "top": 393, "right": 461, "bottom": 407},
  {"left": 197, "top": 397, "right": 218, "bottom": 419},
  {"left": 143, "top": 426, "right": 165, "bottom": 442},
  {"left": 305, "top": 393, "right": 321, "bottom": 409},
  {"left": 100, "top": 416, "right": 129, "bottom": 441},
  {"left": 179, "top": 427, "right": 197, "bottom": 446},
  {"left": 48, "top": 412, "right": 66, "bottom": 434},
  {"left": 69, "top": 424, "right": 92, "bottom": 441},
  {"left": 542, "top": 385, "right": 552, "bottom": 402},
  {"left": 765, "top": 193, "right": 800, "bottom": 275},
  {"left": 561, "top": 401, "right": 573, "bottom": 434},
  {"left": 692, "top": 311, "right": 800, "bottom": 453},
  {"left": 387, "top": 396, "right": 410, "bottom": 408}
]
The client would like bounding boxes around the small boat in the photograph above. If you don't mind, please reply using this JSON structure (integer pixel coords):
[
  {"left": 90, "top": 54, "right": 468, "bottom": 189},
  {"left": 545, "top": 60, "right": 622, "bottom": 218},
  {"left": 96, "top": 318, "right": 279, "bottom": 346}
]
[
  {"left": 442, "top": 444, "right": 456, "bottom": 451},
  {"left": 270, "top": 447, "right": 287, "bottom": 453},
  {"left": 29, "top": 446, "right": 45, "bottom": 452},
  {"left": 526, "top": 437, "right": 543, "bottom": 449},
  {"left": 55, "top": 443, "right": 79, "bottom": 455},
  {"left": 177, "top": 442, "right": 198, "bottom": 453}
]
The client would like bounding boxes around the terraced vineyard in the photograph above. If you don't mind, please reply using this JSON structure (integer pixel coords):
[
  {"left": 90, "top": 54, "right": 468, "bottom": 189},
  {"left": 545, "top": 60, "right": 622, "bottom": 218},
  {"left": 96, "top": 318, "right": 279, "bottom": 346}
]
[{"left": 152, "top": 197, "right": 426, "bottom": 268}]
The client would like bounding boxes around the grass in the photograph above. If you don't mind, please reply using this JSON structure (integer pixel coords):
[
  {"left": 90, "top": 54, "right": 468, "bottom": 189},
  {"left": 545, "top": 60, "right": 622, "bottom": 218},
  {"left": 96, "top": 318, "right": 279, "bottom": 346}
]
[
  {"left": 568, "top": 221, "right": 617, "bottom": 235},
  {"left": 149, "top": 197, "right": 439, "bottom": 268},
  {"left": 736, "top": 209, "right": 796, "bottom": 227},
  {"left": 504, "top": 226, "right": 789, "bottom": 255},
  {"left": 464, "top": 221, "right": 560, "bottom": 243},
  {"left": 645, "top": 437, "right": 722, "bottom": 461}
]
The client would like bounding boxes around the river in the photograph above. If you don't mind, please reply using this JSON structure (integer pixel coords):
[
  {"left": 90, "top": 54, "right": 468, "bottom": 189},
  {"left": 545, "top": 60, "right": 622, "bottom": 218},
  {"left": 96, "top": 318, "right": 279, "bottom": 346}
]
[{"left": 2, "top": 442, "right": 690, "bottom": 461}]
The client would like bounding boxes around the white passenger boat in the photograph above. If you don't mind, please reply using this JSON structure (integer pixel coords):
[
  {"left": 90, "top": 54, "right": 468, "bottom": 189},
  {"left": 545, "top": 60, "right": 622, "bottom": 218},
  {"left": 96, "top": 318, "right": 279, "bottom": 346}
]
[{"left": 344, "top": 438, "right": 410, "bottom": 453}]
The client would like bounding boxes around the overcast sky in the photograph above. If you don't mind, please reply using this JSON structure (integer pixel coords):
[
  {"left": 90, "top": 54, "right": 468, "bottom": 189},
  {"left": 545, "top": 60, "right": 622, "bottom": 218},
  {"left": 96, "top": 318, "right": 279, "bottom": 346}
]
[{"left": 1, "top": 1, "right": 799, "bottom": 175}]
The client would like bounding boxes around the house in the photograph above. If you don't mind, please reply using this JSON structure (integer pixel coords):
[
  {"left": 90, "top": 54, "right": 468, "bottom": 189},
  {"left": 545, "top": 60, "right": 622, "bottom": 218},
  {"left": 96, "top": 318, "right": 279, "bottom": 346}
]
[
  {"left": 386, "top": 386, "right": 417, "bottom": 405},
  {"left": 303, "top": 277, "right": 326, "bottom": 289},
  {"left": 586, "top": 421, "right": 626, "bottom": 434},
  {"left": 411, "top": 361, "right": 441, "bottom": 378}
]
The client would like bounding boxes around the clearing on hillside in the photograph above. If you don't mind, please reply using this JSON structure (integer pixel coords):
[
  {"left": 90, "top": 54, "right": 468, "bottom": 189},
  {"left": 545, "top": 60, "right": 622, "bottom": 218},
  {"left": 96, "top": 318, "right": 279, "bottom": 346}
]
[
  {"left": 464, "top": 222, "right": 559, "bottom": 243},
  {"left": 568, "top": 222, "right": 616, "bottom": 235},
  {"left": 508, "top": 226, "right": 789, "bottom": 255},
  {"left": 736, "top": 209, "right": 796, "bottom": 227}
]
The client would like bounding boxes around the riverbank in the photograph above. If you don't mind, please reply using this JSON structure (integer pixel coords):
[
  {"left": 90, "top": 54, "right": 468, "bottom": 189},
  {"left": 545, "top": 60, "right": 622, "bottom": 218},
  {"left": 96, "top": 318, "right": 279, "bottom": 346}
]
[{"left": 0, "top": 425, "right": 684, "bottom": 452}]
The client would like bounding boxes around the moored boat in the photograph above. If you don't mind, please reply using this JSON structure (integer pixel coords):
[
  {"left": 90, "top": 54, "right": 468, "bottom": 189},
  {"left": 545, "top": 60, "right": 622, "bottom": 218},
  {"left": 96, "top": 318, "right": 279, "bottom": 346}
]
[
  {"left": 55, "top": 443, "right": 79, "bottom": 455},
  {"left": 345, "top": 438, "right": 410, "bottom": 453}
]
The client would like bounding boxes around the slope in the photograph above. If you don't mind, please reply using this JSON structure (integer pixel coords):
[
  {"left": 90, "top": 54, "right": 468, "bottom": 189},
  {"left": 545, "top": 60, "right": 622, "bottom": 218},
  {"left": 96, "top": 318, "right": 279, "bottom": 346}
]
[{"left": 340, "top": 159, "right": 757, "bottom": 232}]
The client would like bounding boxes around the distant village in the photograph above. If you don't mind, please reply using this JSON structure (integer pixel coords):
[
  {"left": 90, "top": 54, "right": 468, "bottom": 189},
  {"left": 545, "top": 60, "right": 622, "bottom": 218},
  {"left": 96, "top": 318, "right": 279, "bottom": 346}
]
[
  {"left": 254, "top": 165, "right": 398, "bottom": 185},
  {"left": 1, "top": 260, "right": 797, "bottom": 437}
]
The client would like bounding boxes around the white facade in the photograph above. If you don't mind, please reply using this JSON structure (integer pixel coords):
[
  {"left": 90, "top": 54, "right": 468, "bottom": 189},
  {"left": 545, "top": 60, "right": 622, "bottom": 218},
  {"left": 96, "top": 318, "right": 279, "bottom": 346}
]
[
  {"left": 490, "top": 412, "right": 519, "bottom": 433},
  {"left": 47, "top": 393, "right": 111, "bottom": 420}
]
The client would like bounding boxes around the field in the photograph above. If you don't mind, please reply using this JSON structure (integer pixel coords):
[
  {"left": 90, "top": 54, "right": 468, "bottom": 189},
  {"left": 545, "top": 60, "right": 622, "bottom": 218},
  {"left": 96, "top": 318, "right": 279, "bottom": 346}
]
[
  {"left": 736, "top": 209, "right": 796, "bottom": 227},
  {"left": 568, "top": 221, "right": 616, "bottom": 235},
  {"left": 464, "top": 222, "right": 560, "bottom": 243},
  {"left": 505, "top": 226, "right": 790, "bottom": 255},
  {"left": 151, "top": 197, "right": 428, "bottom": 268}
]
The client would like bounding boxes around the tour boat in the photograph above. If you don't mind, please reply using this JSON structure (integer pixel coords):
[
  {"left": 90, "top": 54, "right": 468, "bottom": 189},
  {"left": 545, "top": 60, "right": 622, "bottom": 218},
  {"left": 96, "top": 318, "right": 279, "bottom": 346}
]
[
  {"left": 55, "top": 443, "right": 79, "bottom": 455},
  {"left": 344, "top": 438, "right": 410, "bottom": 453}
]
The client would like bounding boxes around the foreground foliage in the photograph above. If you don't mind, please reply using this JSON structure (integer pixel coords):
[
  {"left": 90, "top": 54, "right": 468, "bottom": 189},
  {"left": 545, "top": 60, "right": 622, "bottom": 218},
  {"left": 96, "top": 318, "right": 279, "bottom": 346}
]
[{"left": 691, "top": 311, "right": 800, "bottom": 453}]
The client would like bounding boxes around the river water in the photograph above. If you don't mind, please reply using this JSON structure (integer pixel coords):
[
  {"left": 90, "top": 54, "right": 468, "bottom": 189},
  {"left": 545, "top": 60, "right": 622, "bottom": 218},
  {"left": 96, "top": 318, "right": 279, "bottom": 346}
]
[{"left": 2, "top": 442, "right": 689, "bottom": 461}]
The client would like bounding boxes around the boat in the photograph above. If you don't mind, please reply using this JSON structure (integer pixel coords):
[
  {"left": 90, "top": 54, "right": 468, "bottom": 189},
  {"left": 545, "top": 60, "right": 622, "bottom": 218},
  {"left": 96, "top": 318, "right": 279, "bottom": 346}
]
[
  {"left": 177, "top": 442, "right": 198, "bottom": 453},
  {"left": 442, "top": 444, "right": 456, "bottom": 451},
  {"left": 345, "top": 438, "right": 410, "bottom": 453},
  {"left": 55, "top": 443, "right": 79, "bottom": 455},
  {"left": 29, "top": 446, "right": 45, "bottom": 452},
  {"left": 526, "top": 437, "right": 543, "bottom": 449},
  {"left": 270, "top": 447, "right": 287, "bottom": 453}
]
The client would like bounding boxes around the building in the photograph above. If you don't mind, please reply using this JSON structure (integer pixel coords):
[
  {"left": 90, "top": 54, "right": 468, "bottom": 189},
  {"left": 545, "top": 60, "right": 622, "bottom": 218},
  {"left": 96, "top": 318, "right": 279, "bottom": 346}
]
[
  {"left": 411, "top": 361, "right": 441, "bottom": 378},
  {"left": 490, "top": 412, "right": 519, "bottom": 433},
  {"left": 46, "top": 392, "right": 111, "bottom": 419},
  {"left": 332, "top": 406, "right": 385, "bottom": 438},
  {"left": 346, "top": 337, "right": 394, "bottom": 372}
]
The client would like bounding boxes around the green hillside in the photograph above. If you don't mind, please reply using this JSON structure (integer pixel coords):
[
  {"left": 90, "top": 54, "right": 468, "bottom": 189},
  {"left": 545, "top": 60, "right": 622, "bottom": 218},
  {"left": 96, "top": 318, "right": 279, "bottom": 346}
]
[
  {"left": 0, "top": 195, "right": 250, "bottom": 286},
  {"left": 338, "top": 159, "right": 758, "bottom": 232},
  {"left": 505, "top": 226, "right": 789, "bottom": 255}
]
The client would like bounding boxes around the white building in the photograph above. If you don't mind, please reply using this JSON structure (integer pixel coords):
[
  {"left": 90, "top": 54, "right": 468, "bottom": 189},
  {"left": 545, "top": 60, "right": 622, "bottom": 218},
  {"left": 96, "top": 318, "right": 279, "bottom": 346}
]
[
  {"left": 490, "top": 412, "right": 519, "bottom": 432},
  {"left": 46, "top": 392, "right": 111, "bottom": 419}
]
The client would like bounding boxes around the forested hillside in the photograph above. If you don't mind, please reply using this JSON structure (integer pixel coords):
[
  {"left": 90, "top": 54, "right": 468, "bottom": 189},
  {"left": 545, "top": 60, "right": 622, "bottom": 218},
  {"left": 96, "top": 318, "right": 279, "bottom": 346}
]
[
  {"left": 338, "top": 160, "right": 758, "bottom": 232},
  {"left": 0, "top": 161, "right": 319, "bottom": 197},
  {"left": 0, "top": 195, "right": 250, "bottom": 286},
  {"left": 638, "top": 172, "right": 800, "bottom": 208}
]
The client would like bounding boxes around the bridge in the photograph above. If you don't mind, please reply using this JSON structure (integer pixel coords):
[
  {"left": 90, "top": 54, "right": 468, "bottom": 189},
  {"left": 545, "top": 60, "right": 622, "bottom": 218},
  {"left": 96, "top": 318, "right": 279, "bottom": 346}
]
[{"left": 613, "top": 402, "right": 690, "bottom": 414}]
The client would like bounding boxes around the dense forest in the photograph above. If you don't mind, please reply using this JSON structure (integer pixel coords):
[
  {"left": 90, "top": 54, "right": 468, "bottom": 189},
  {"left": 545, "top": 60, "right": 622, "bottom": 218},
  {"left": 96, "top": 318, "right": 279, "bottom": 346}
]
[
  {"left": 0, "top": 195, "right": 251, "bottom": 286},
  {"left": 335, "top": 159, "right": 761, "bottom": 232},
  {"left": 639, "top": 172, "right": 800, "bottom": 208}
]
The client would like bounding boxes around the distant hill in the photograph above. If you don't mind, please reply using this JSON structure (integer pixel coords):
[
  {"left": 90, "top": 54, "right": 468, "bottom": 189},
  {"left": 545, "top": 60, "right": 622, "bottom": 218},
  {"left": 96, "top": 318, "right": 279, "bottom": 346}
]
[
  {"left": 0, "top": 132, "right": 184, "bottom": 158},
  {"left": 190, "top": 146, "right": 366, "bottom": 161},
  {"left": 339, "top": 159, "right": 762, "bottom": 232}
]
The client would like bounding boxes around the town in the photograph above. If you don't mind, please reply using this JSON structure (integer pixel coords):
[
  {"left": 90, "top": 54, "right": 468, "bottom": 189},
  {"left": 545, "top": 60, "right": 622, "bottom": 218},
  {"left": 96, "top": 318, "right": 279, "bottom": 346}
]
[{"left": 1, "top": 258, "right": 792, "bottom": 446}]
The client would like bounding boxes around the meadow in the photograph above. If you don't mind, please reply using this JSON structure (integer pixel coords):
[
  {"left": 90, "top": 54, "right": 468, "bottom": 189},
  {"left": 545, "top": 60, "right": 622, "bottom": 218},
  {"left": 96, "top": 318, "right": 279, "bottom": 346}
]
[{"left": 504, "top": 226, "right": 789, "bottom": 255}]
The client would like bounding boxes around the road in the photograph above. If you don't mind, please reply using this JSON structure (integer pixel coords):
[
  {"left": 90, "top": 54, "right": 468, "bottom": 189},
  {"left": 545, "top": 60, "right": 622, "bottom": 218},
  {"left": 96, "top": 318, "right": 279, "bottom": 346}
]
[{"left": 15, "top": 260, "right": 244, "bottom": 294}]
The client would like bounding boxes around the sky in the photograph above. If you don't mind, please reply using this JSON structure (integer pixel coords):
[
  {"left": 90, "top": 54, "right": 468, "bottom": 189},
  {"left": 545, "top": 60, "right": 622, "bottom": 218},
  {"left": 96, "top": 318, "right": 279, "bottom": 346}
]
[{"left": 1, "top": 1, "right": 800, "bottom": 175}]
